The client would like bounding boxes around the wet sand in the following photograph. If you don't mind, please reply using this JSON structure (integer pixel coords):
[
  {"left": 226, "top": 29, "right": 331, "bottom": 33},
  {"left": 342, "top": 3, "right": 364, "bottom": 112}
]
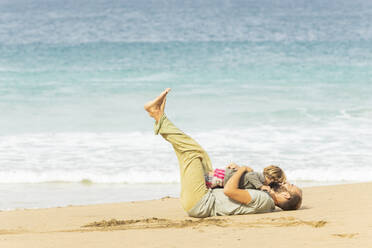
[{"left": 0, "top": 182, "right": 371, "bottom": 248}]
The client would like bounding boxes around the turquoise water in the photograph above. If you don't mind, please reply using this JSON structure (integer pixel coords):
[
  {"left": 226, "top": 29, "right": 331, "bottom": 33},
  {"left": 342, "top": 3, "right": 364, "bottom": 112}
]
[{"left": 1, "top": 0, "right": 372, "bottom": 209}]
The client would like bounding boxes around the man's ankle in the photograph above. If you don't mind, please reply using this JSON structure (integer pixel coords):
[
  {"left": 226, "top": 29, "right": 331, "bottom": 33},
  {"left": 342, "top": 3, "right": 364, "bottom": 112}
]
[{"left": 154, "top": 112, "right": 163, "bottom": 123}]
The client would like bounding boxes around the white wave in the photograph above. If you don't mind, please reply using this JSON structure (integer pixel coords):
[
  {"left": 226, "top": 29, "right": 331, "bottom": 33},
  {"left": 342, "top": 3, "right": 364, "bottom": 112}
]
[
  {"left": 0, "top": 170, "right": 179, "bottom": 184},
  {"left": 0, "top": 118, "right": 371, "bottom": 183}
]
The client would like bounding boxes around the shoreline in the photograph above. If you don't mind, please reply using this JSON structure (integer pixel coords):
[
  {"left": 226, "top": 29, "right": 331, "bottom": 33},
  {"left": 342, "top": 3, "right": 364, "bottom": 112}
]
[
  {"left": 0, "top": 180, "right": 366, "bottom": 211},
  {"left": 1, "top": 182, "right": 371, "bottom": 247}
]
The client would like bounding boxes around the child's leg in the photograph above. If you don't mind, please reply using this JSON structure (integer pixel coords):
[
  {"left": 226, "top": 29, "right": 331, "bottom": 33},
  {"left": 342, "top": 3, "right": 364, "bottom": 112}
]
[{"left": 155, "top": 114, "right": 213, "bottom": 211}]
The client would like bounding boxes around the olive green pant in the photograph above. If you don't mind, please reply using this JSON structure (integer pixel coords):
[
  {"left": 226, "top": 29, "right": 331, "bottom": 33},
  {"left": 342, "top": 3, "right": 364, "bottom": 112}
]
[{"left": 155, "top": 114, "right": 213, "bottom": 211}]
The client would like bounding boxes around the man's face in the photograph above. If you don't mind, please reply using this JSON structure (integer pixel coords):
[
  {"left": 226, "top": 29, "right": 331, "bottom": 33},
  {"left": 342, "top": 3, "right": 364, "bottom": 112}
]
[
  {"left": 282, "top": 182, "right": 302, "bottom": 197},
  {"left": 273, "top": 183, "right": 302, "bottom": 210}
]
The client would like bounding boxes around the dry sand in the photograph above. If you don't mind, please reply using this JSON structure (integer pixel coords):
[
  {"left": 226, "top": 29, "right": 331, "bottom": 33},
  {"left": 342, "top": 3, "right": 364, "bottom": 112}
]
[{"left": 1, "top": 182, "right": 371, "bottom": 248}]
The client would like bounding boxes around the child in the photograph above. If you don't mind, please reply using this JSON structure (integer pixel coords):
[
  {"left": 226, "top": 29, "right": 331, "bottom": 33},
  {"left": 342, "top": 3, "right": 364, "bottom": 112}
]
[{"left": 205, "top": 165, "right": 286, "bottom": 191}]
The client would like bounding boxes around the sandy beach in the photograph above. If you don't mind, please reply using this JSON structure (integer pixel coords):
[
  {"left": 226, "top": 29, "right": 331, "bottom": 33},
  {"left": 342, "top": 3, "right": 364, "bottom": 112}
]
[
  {"left": 2, "top": 1, "right": 372, "bottom": 247},
  {"left": 0, "top": 182, "right": 371, "bottom": 248}
]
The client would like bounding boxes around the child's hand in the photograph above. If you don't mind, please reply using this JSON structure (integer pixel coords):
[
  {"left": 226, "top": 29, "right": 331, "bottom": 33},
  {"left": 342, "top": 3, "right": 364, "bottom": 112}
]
[{"left": 260, "top": 185, "right": 271, "bottom": 192}]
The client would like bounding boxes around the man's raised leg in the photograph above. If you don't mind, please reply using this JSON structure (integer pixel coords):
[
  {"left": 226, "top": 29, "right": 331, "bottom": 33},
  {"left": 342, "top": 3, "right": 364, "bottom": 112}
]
[{"left": 145, "top": 89, "right": 213, "bottom": 211}]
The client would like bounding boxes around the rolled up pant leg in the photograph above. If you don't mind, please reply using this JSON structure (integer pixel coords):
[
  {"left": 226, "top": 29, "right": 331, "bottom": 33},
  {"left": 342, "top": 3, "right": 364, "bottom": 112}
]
[{"left": 155, "top": 114, "right": 213, "bottom": 211}]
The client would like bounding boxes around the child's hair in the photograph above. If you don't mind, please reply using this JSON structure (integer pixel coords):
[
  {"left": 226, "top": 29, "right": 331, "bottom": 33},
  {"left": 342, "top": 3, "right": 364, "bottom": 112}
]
[{"left": 263, "top": 165, "right": 286, "bottom": 184}]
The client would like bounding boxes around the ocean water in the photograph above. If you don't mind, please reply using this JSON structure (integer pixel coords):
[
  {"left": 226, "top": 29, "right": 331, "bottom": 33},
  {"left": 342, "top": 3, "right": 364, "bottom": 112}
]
[{"left": 1, "top": 0, "right": 372, "bottom": 210}]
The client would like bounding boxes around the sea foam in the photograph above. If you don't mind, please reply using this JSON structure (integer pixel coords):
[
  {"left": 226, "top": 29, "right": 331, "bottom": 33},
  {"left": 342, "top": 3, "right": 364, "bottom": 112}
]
[{"left": 1, "top": 117, "right": 371, "bottom": 184}]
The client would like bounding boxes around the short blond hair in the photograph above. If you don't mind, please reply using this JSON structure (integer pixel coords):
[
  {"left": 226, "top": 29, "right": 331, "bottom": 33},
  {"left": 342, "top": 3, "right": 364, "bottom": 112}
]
[{"left": 263, "top": 165, "right": 286, "bottom": 183}]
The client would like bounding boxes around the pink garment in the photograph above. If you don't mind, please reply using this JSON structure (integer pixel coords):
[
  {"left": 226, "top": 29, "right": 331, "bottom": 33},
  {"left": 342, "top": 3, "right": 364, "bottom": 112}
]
[{"left": 205, "top": 168, "right": 225, "bottom": 188}]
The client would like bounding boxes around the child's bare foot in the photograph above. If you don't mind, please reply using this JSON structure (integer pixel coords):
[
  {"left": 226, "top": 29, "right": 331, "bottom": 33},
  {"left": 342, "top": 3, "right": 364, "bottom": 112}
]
[{"left": 144, "top": 88, "right": 171, "bottom": 122}]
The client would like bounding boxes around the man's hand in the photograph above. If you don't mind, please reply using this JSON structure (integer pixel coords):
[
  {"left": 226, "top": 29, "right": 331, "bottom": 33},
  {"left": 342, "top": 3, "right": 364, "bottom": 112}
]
[
  {"left": 227, "top": 163, "right": 254, "bottom": 173},
  {"left": 240, "top": 165, "right": 254, "bottom": 173},
  {"left": 227, "top": 163, "right": 240, "bottom": 170}
]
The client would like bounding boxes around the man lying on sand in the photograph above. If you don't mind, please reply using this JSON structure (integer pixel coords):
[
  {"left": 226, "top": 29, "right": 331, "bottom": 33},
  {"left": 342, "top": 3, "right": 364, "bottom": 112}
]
[{"left": 144, "top": 88, "right": 302, "bottom": 218}]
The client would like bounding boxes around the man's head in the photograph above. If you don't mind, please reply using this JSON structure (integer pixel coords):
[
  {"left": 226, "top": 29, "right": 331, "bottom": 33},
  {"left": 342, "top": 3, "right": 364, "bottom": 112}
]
[{"left": 270, "top": 183, "right": 302, "bottom": 211}]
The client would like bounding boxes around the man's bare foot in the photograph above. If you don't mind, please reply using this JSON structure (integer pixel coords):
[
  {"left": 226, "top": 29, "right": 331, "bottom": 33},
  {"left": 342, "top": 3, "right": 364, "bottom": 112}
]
[{"left": 144, "top": 88, "right": 171, "bottom": 122}]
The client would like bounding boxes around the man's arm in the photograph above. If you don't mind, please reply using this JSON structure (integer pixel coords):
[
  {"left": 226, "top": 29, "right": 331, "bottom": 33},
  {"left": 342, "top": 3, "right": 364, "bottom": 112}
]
[{"left": 223, "top": 166, "right": 253, "bottom": 205}]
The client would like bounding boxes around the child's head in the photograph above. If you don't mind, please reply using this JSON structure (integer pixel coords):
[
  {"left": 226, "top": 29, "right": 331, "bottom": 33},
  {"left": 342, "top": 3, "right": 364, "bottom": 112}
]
[{"left": 263, "top": 165, "right": 286, "bottom": 184}]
